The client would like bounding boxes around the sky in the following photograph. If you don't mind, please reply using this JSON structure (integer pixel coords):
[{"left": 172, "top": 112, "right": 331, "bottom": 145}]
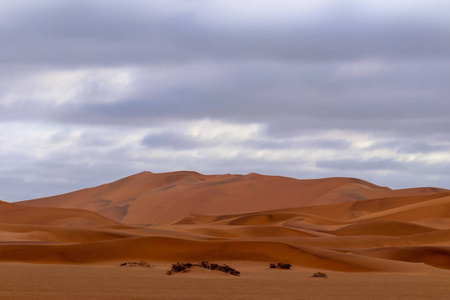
[{"left": 1, "top": 0, "right": 450, "bottom": 201}]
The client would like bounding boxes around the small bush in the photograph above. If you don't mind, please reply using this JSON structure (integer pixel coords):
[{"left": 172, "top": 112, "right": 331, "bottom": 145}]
[
  {"left": 277, "top": 262, "right": 292, "bottom": 269},
  {"left": 166, "top": 261, "right": 240, "bottom": 276},
  {"left": 220, "top": 264, "right": 240, "bottom": 276},
  {"left": 311, "top": 272, "right": 328, "bottom": 278},
  {"left": 269, "top": 262, "right": 292, "bottom": 269},
  {"left": 167, "top": 262, "right": 191, "bottom": 274},
  {"left": 119, "top": 261, "right": 154, "bottom": 268}
]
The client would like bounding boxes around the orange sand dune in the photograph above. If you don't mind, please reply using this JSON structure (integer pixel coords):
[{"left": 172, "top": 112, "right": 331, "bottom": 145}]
[
  {"left": 0, "top": 200, "right": 119, "bottom": 227},
  {"left": 0, "top": 236, "right": 427, "bottom": 272},
  {"left": 177, "top": 224, "right": 317, "bottom": 239},
  {"left": 18, "top": 171, "right": 448, "bottom": 225},
  {"left": 351, "top": 195, "right": 450, "bottom": 225},
  {"left": 174, "top": 193, "right": 450, "bottom": 228},
  {"left": 261, "top": 192, "right": 450, "bottom": 221},
  {"left": 0, "top": 223, "right": 134, "bottom": 243},
  {"left": 330, "top": 220, "right": 437, "bottom": 236},
  {"left": 354, "top": 246, "right": 450, "bottom": 269},
  {"left": 2, "top": 171, "right": 450, "bottom": 274}
]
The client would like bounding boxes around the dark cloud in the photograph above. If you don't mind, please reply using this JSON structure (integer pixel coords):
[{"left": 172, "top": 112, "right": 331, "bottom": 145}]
[
  {"left": 317, "top": 158, "right": 404, "bottom": 172},
  {"left": 1, "top": 1, "right": 449, "bottom": 67},
  {"left": 317, "top": 158, "right": 450, "bottom": 177},
  {"left": 142, "top": 132, "right": 205, "bottom": 149},
  {"left": 3, "top": 58, "right": 444, "bottom": 137},
  {"left": 241, "top": 137, "right": 351, "bottom": 151},
  {"left": 370, "top": 140, "right": 450, "bottom": 154}
]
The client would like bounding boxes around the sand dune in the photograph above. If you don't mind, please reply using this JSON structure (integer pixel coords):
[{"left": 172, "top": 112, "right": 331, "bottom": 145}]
[
  {"left": 18, "top": 171, "right": 448, "bottom": 225},
  {"left": 1, "top": 171, "right": 450, "bottom": 276},
  {"left": 354, "top": 246, "right": 450, "bottom": 269},
  {"left": 0, "top": 236, "right": 425, "bottom": 272},
  {"left": 0, "top": 200, "right": 119, "bottom": 227},
  {"left": 0, "top": 223, "right": 134, "bottom": 243},
  {"left": 330, "top": 220, "right": 437, "bottom": 236}
]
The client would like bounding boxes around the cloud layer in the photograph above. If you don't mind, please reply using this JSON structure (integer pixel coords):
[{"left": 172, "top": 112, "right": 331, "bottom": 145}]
[{"left": 1, "top": 0, "right": 449, "bottom": 201}]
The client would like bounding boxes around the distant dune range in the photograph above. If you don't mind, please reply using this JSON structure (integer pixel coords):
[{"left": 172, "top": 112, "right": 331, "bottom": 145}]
[{"left": 1, "top": 171, "right": 450, "bottom": 272}]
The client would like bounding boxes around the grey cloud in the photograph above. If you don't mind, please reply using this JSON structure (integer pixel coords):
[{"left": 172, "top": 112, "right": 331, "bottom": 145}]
[
  {"left": 317, "top": 158, "right": 450, "bottom": 177},
  {"left": 317, "top": 158, "right": 404, "bottom": 172},
  {"left": 142, "top": 132, "right": 205, "bottom": 150},
  {"left": 397, "top": 142, "right": 450, "bottom": 154},
  {"left": 0, "top": 141, "right": 141, "bottom": 201},
  {"left": 61, "top": 60, "right": 450, "bottom": 138},
  {"left": 0, "top": 161, "right": 136, "bottom": 201},
  {"left": 1, "top": 56, "right": 450, "bottom": 143},
  {"left": 308, "top": 139, "right": 351, "bottom": 149},
  {"left": 242, "top": 138, "right": 351, "bottom": 151},
  {"left": 1, "top": 1, "right": 449, "bottom": 67},
  {"left": 0, "top": 58, "right": 450, "bottom": 141},
  {"left": 370, "top": 140, "right": 450, "bottom": 154}
]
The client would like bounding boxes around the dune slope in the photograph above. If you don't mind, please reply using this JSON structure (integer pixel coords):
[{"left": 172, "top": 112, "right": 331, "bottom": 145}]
[{"left": 0, "top": 200, "right": 119, "bottom": 227}]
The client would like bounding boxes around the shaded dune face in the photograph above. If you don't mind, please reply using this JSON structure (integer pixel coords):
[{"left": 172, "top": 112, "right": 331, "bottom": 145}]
[
  {"left": 2, "top": 171, "right": 450, "bottom": 272},
  {"left": 0, "top": 200, "right": 119, "bottom": 227}
]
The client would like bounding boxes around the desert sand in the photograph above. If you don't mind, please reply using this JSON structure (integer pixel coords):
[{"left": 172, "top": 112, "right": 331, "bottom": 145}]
[
  {"left": 1, "top": 262, "right": 450, "bottom": 300},
  {"left": 2, "top": 171, "right": 450, "bottom": 299}
]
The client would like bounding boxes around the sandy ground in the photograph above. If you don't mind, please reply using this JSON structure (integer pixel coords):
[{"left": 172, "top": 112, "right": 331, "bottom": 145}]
[{"left": 1, "top": 262, "right": 450, "bottom": 300}]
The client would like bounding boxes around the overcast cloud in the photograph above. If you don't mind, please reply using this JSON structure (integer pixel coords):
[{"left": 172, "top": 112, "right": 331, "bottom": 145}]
[{"left": 1, "top": 0, "right": 449, "bottom": 201}]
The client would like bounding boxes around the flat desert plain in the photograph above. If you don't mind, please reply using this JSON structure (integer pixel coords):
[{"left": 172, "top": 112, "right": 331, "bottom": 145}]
[{"left": 1, "top": 171, "right": 450, "bottom": 299}]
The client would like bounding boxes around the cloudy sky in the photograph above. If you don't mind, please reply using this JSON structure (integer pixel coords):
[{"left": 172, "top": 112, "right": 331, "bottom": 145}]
[{"left": 1, "top": 0, "right": 450, "bottom": 201}]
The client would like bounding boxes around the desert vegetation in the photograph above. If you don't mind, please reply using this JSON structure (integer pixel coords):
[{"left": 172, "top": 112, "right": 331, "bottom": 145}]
[
  {"left": 166, "top": 261, "right": 240, "bottom": 276},
  {"left": 269, "top": 262, "right": 292, "bottom": 269},
  {"left": 119, "top": 261, "right": 154, "bottom": 268},
  {"left": 311, "top": 272, "right": 328, "bottom": 278}
]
